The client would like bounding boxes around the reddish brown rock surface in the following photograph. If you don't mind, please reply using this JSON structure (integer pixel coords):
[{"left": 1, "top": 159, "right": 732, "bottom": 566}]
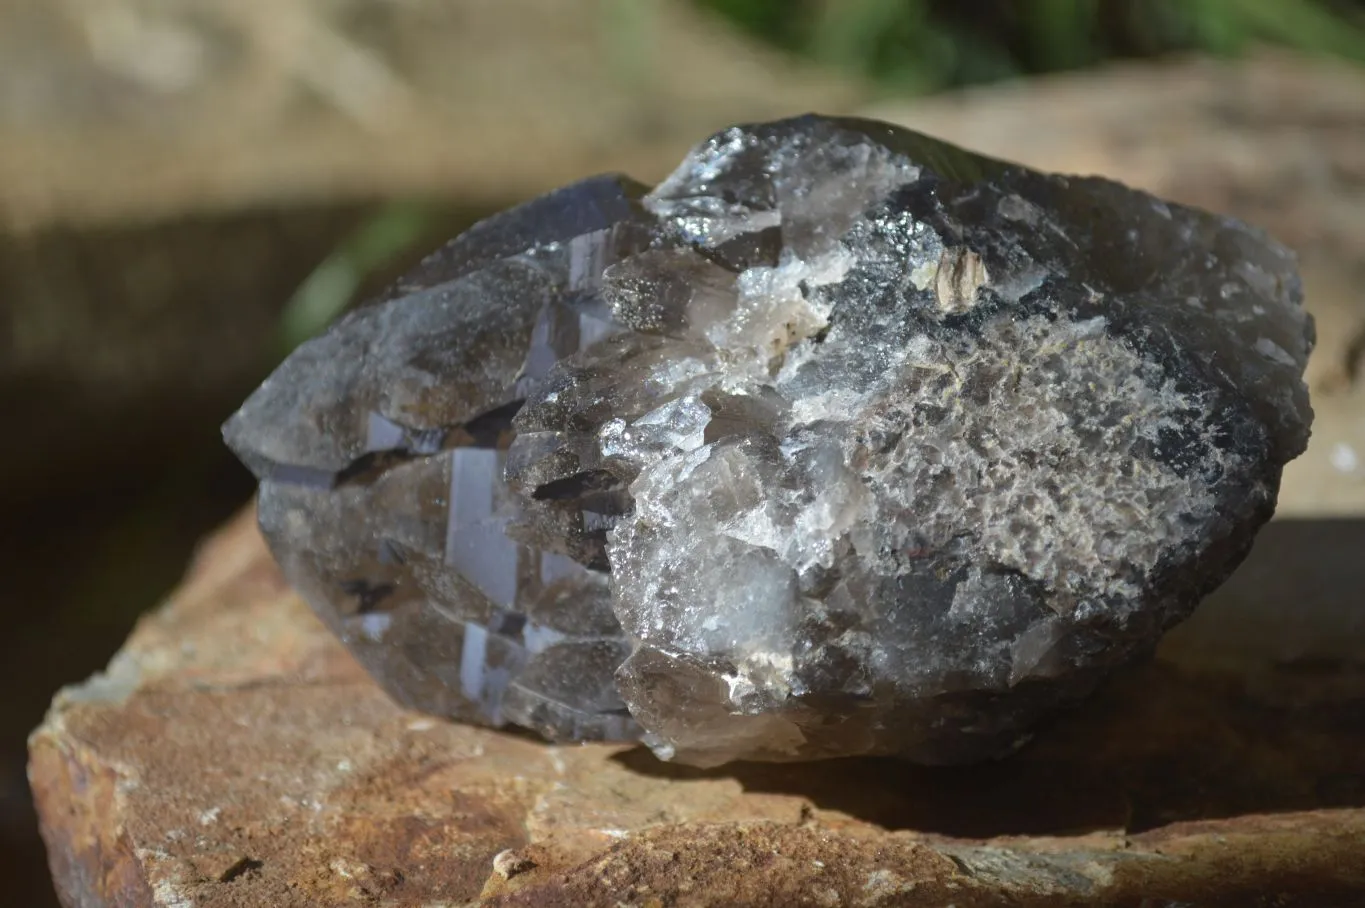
[{"left": 28, "top": 505, "right": 1365, "bottom": 907}]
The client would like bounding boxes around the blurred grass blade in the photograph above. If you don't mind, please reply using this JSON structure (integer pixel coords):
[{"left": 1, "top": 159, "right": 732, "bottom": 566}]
[
  {"left": 1226, "top": 0, "right": 1365, "bottom": 61},
  {"left": 277, "top": 201, "right": 436, "bottom": 354},
  {"left": 1025, "top": 0, "right": 1100, "bottom": 69},
  {"left": 810, "top": 0, "right": 918, "bottom": 67},
  {"left": 699, "top": 0, "right": 1365, "bottom": 91},
  {"left": 603, "top": 0, "right": 660, "bottom": 86}
]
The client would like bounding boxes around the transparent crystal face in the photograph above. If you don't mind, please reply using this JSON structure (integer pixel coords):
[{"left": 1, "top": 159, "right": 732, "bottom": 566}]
[
  {"left": 225, "top": 116, "right": 1312, "bottom": 766},
  {"left": 224, "top": 174, "right": 659, "bottom": 742}
]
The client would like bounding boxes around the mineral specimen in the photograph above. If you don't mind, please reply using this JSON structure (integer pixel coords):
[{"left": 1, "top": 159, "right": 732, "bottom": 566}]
[{"left": 223, "top": 115, "right": 1313, "bottom": 766}]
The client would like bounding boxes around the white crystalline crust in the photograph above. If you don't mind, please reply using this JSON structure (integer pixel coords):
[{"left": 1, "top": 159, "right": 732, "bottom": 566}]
[{"left": 563, "top": 118, "right": 1309, "bottom": 766}]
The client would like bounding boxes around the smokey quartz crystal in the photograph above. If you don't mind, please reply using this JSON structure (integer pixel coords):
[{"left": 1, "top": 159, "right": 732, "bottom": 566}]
[{"left": 224, "top": 115, "right": 1313, "bottom": 766}]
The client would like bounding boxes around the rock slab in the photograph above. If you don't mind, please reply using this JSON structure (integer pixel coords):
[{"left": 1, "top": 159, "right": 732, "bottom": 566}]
[{"left": 28, "top": 508, "right": 1365, "bottom": 907}]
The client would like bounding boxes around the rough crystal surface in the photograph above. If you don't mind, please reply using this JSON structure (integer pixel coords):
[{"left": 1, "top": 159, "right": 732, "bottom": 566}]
[{"left": 224, "top": 115, "right": 1312, "bottom": 766}]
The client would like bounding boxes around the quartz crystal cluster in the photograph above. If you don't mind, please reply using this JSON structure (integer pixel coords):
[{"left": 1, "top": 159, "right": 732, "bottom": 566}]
[{"left": 224, "top": 115, "right": 1313, "bottom": 766}]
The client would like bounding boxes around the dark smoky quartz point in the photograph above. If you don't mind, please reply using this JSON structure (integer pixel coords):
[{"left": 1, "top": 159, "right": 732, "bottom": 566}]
[{"left": 225, "top": 116, "right": 1312, "bottom": 766}]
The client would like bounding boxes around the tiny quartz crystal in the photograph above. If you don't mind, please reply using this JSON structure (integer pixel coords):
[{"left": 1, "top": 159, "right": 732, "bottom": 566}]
[{"left": 224, "top": 116, "right": 1313, "bottom": 766}]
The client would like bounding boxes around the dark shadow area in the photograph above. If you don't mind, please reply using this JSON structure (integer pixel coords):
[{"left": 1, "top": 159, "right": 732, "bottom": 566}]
[
  {"left": 0, "top": 202, "right": 481, "bottom": 908},
  {"left": 614, "top": 518, "right": 1365, "bottom": 840},
  {"left": 0, "top": 446, "right": 255, "bottom": 908}
]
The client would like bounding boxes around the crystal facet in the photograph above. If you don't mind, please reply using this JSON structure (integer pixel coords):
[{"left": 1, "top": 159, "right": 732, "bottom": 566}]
[{"left": 224, "top": 116, "right": 1312, "bottom": 766}]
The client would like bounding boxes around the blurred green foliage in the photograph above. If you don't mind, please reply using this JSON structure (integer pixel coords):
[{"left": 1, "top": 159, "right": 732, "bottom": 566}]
[
  {"left": 277, "top": 201, "right": 439, "bottom": 352},
  {"left": 698, "top": 0, "right": 1365, "bottom": 93}
]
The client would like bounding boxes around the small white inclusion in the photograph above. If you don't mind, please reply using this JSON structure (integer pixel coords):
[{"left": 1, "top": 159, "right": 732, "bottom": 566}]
[
  {"left": 358, "top": 612, "right": 392, "bottom": 641},
  {"left": 1329, "top": 442, "right": 1359, "bottom": 474}
]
